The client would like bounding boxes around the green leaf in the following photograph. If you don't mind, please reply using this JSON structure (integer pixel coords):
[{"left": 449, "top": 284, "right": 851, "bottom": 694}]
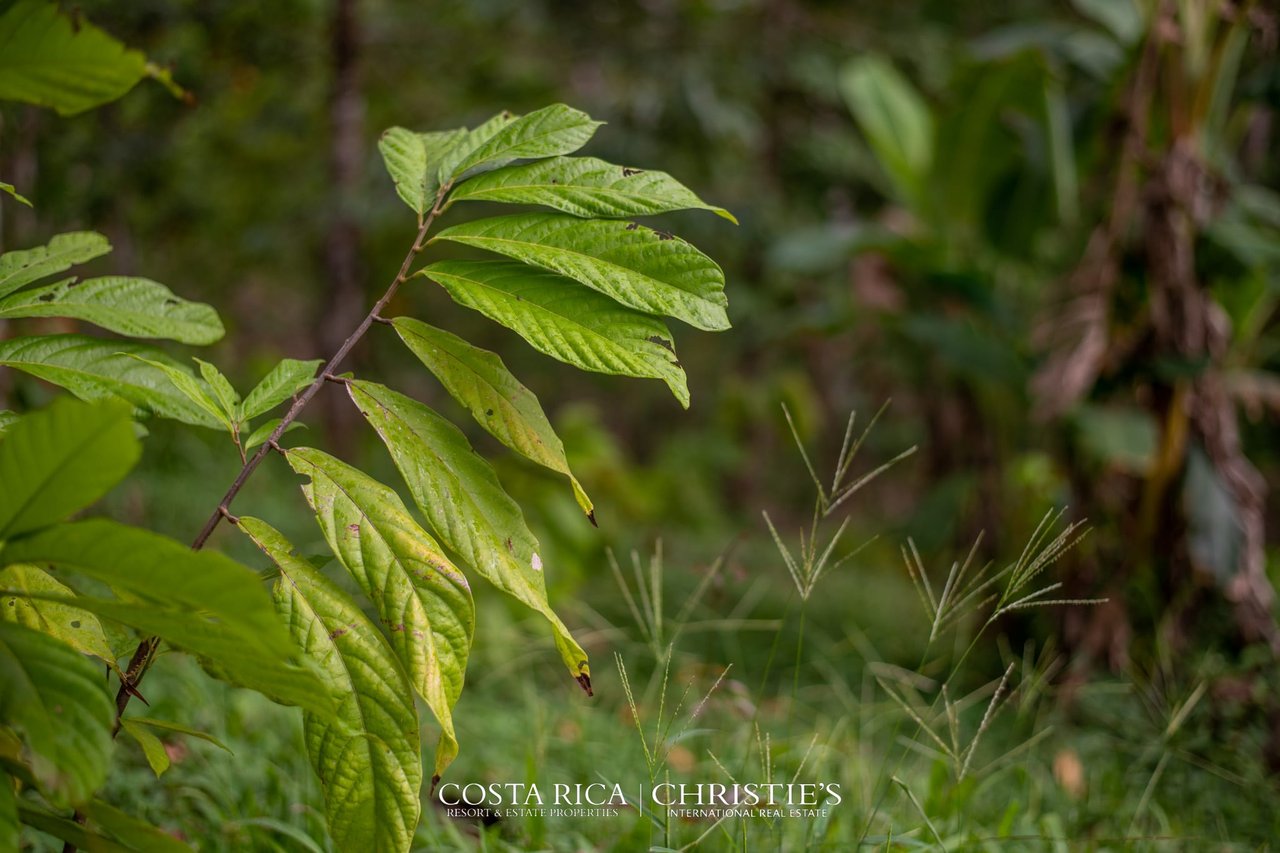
[
  {"left": 0, "top": 335, "right": 224, "bottom": 428},
  {"left": 0, "top": 397, "right": 139, "bottom": 538},
  {"left": 284, "top": 448, "right": 474, "bottom": 776},
  {"left": 0, "top": 768, "right": 15, "bottom": 852},
  {"left": 16, "top": 803, "right": 131, "bottom": 853},
  {"left": 195, "top": 359, "right": 240, "bottom": 424},
  {"left": 432, "top": 212, "right": 729, "bottom": 331},
  {"left": 122, "top": 717, "right": 229, "bottom": 752},
  {"left": 839, "top": 55, "right": 935, "bottom": 206},
  {"left": 1, "top": 180, "right": 31, "bottom": 207},
  {"left": 120, "top": 719, "right": 169, "bottom": 777},
  {"left": 0, "top": 277, "right": 224, "bottom": 344},
  {"left": 449, "top": 156, "right": 737, "bottom": 223},
  {"left": 439, "top": 104, "right": 602, "bottom": 184},
  {"left": 0, "top": 621, "right": 113, "bottom": 805},
  {"left": 435, "top": 111, "right": 516, "bottom": 185},
  {"left": 422, "top": 260, "right": 689, "bottom": 407},
  {"left": 0, "top": 231, "right": 111, "bottom": 299},
  {"left": 240, "top": 358, "right": 322, "bottom": 421},
  {"left": 0, "top": 520, "right": 335, "bottom": 718},
  {"left": 0, "top": 0, "right": 149, "bottom": 116},
  {"left": 124, "top": 354, "right": 233, "bottom": 432},
  {"left": 242, "top": 418, "right": 303, "bottom": 452},
  {"left": 78, "top": 800, "right": 191, "bottom": 852},
  {"left": 0, "top": 564, "right": 118, "bottom": 668},
  {"left": 392, "top": 317, "right": 594, "bottom": 521},
  {"left": 0, "top": 411, "right": 16, "bottom": 433},
  {"left": 378, "top": 126, "right": 467, "bottom": 216},
  {"left": 241, "top": 517, "right": 423, "bottom": 846},
  {"left": 347, "top": 381, "right": 589, "bottom": 685}
]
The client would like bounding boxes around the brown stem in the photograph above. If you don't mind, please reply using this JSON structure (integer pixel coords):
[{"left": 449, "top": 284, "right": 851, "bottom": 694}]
[{"left": 108, "top": 187, "right": 449, "bottom": 730}]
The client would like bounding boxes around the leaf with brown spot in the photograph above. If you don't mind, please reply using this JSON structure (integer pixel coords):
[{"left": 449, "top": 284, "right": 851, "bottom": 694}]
[
  {"left": 240, "top": 517, "right": 423, "bottom": 851},
  {"left": 347, "top": 380, "right": 590, "bottom": 685},
  {"left": 283, "top": 447, "right": 474, "bottom": 779}
]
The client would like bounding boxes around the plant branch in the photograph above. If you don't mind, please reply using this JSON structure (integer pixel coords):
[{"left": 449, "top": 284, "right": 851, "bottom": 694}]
[{"left": 108, "top": 185, "right": 450, "bottom": 729}]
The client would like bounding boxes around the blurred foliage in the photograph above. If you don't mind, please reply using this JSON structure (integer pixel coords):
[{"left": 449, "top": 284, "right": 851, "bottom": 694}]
[
  {"left": 3, "top": 0, "right": 1278, "bottom": 694},
  {"left": 4, "top": 0, "right": 1280, "bottom": 848}
]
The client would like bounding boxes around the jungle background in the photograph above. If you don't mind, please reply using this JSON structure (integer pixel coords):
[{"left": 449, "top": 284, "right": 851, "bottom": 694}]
[{"left": 3, "top": 0, "right": 1280, "bottom": 848}]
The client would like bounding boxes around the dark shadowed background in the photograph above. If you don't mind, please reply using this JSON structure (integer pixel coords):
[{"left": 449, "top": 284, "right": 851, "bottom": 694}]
[{"left": 4, "top": 0, "right": 1280, "bottom": 848}]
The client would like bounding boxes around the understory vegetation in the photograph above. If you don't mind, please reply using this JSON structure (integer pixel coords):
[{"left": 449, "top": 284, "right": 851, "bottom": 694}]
[{"left": 3, "top": 0, "right": 1280, "bottom": 850}]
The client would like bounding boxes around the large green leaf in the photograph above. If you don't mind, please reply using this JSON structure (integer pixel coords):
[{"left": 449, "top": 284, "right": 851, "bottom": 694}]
[
  {"left": 0, "top": 520, "right": 334, "bottom": 718},
  {"left": 0, "top": 0, "right": 149, "bottom": 116},
  {"left": 421, "top": 260, "right": 689, "bottom": 407},
  {"left": 0, "top": 621, "right": 113, "bottom": 806},
  {"left": 432, "top": 212, "right": 729, "bottom": 331},
  {"left": 0, "top": 335, "right": 223, "bottom": 428},
  {"left": 392, "top": 317, "right": 594, "bottom": 520},
  {"left": 438, "top": 104, "right": 602, "bottom": 184},
  {"left": 0, "top": 231, "right": 110, "bottom": 299},
  {"left": 240, "top": 358, "right": 323, "bottom": 421},
  {"left": 347, "top": 381, "right": 590, "bottom": 686},
  {"left": 13, "top": 803, "right": 131, "bottom": 853},
  {"left": 0, "top": 564, "right": 117, "bottom": 667},
  {"left": 284, "top": 448, "right": 473, "bottom": 775},
  {"left": 839, "top": 55, "right": 935, "bottom": 206},
  {"left": 448, "top": 156, "right": 737, "bottom": 223},
  {"left": 0, "top": 397, "right": 139, "bottom": 538},
  {"left": 0, "top": 276, "right": 223, "bottom": 345},
  {"left": 379, "top": 127, "right": 467, "bottom": 216},
  {"left": 242, "top": 517, "right": 423, "bottom": 845}
]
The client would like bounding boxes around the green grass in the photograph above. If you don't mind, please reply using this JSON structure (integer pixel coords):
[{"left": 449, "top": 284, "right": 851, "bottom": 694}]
[
  {"left": 22, "top": 416, "right": 1276, "bottom": 852},
  {"left": 19, "top": 530, "right": 1269, "bottom": 852}
]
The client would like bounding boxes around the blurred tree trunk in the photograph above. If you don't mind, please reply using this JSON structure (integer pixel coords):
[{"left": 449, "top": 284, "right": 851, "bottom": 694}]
[
  {"left": 316, "top": 0, "right": 365, "bottom": 452},
  {"left": 1143, "top": 138, "right": 1275, "bottom": 651},
  {"left": 1038, "top": 2, "right": 1279, "bottom": 662}
]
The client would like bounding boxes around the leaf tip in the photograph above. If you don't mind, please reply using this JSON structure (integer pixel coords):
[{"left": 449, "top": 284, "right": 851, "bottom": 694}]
[{"left": 575, "top": 672, "right": 593, "bottom": 697}]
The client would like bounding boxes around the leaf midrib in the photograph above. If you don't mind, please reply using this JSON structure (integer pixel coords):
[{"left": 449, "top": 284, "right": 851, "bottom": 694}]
[
  {"left": 0, "top": 345, "right": 216, "bottom": 425},
  {"left": 455, "top": 179, "right": 705, "bottom": 211},
  {"left": 429, "top": 268, "right": 674, "bottom": 369},
  {"left": 438, "top": 227, "right": 724, "bottom": 311},
  {"left": 270, "top": 557, "right": 416, "bottom": 847},
  {"left": 0, "top": 409, "right": 122, "bottom": 538},
  {"left": 398, "top": 325, "right": 559, "bottom": 464},
  {"left": 455, "top": 116, "right": 597, "bottom": 177},
  {"left": 355, "top": 385, "right": 539, "bottom": 596},
  {"left": 292, "top": 452, "right": 462, "bottom": 655}
]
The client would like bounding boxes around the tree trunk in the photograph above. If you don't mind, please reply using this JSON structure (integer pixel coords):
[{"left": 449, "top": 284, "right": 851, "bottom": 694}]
[{"left": 316, "top": 0, "right": 366, "bottom": 452}]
